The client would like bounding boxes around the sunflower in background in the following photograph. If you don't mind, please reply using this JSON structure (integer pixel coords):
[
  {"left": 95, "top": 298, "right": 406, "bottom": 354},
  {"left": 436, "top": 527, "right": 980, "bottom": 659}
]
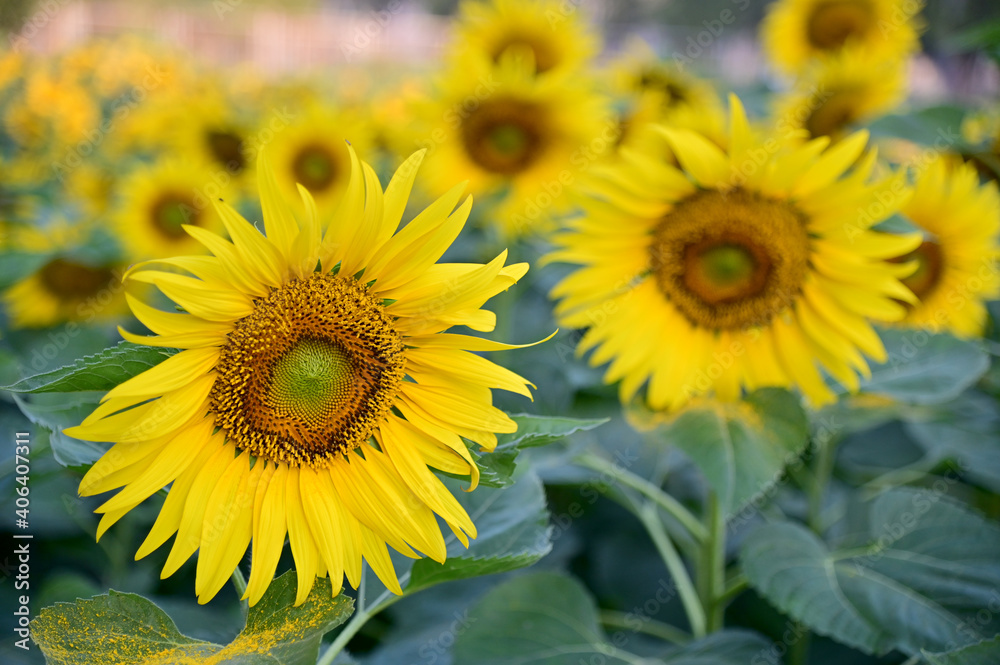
[
  {"left": 419, "top": 52, "right": 613, "bottom": 237},
  {"left": 268, "top": 102, "right": 374, "bottom": 213},
  {"left": 881, "top": 156, "right": 1000, "bottom": 337},
  {"left": 65, "top": 149, "right": 536, "bottom": 606},
  {"left": 961, "top": 107, "right": 1000, "bottom": 183},
  {"left": 5, "top": 66, "right": 99, "bottom": 153},
  {"left": 773, "top": 47, "right": 907, "bottom": 142},
  {"left": 548, "top": 96, "right": 921, "bottom": 410},
  {"left": 448, "top": 0, "right": 599, "bottom": 76},
  {"left": 761, "top": 0, "right": 924, "bottom": 76},
  {"left": 113, "top": 159, "right": 226, "bottom": 261},
  {"left": 169, "top": 89, "right": 258, "bottom": 192},
  {"left": 606, "top": 39, "right": 727, "bottom": 163}
]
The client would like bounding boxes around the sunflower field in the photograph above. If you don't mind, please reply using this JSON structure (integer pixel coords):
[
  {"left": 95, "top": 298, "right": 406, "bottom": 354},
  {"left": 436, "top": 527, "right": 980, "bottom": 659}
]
[{"left": 2, "top": 0, "right": 1000, "bottom": 663}]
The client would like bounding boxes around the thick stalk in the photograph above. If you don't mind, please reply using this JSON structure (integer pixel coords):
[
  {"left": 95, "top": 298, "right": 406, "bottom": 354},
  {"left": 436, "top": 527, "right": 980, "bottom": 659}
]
[{"left": 699, "top": 492, "right": 726, "bottom": 633}]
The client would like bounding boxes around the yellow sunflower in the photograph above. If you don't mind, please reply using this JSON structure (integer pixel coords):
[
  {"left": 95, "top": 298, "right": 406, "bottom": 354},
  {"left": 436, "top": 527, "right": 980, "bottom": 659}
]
[
  {"left": 773, "top": 47, "right": 907, "bottom": 142},
  {"left": 4, "top": 257, "right": 126, "bottom": 329},
  {"left": 268, "top": 103, "right": 374, "bottom": 213},
  {"left": 448, "top": 0, "right": 599, "bottom": 76},
  {"left": 761, "top": 0, "right": 924, "bottom": 76},
  {"left": 171, "top": 91, "right": 256, "bottom": 189},
  {"left": 548, "top": 95, "right": 921, "bottom": 410},
  {"left": 883, "top": 156, "right": 1000, "bottom": 336},
  {"left": 64, "top": 148, "right": 536, "bottom": 607},
  {"left": 113, "top": 159, "right": 226, "bottom": 261},
  {"left": 420, "top": 52, "right": 613, "bottom": 237}
]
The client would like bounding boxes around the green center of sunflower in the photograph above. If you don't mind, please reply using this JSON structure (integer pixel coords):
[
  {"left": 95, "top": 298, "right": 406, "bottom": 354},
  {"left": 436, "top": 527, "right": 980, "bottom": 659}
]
[
  {"left": 804, "top": 88, "right": 861, "bottom": 140},
  {"left": 210, "top": 273, "right": 405, "bottom": 468},
  {"left": 807, "top": 0, "right": 874, "bottom": 50},
  {"left": 491, "top": 33, "right": 557, "bottom": 73},
  {"left": 206, "top": 129, "right": 246, "bottom": 173},
  {"left": 650, "top": 189, "right": 810, "bottom": 330},
  {"left": 893, "top": 240, "right": 944, "bottom": 300},
  {"left": 292, "top": 144, "right": 338, "bottom": 192},
  {"left": 38, "top": 258, "right": 115, "bottom": 301},
  {"left": 461, "top": 98, "right": 546, "bottom": 175},
  {"left": 150, "top": 193, "right": 200, "bottom": 239}
]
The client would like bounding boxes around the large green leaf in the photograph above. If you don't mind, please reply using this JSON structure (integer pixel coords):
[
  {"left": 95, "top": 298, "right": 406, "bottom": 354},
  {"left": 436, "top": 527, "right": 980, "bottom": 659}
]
[
  {"left": 924, "top": 636, "right": 1000, "bottom": 665},
  {"left": 469, "top": 414, "right": 607, "bottom": 488},
  {"left": 865, "top": 106, "right": 967, "bottom": 146},
  {"left": 2, "top": 341, "right": 178, "bottom": 394},
  {"left": 406, "top": 471, "right": 551, "bottom": 594},
  {"left": 860, "top": 330, "right": 989, "bottom": 405},
  {"left": 742, "top": 488, "right": 1000, "bottom": 656},
  {"left": 31, "top": 572, "right": 354, "bottom": 665},
  {"left": 452, "top": 572, "right": 770, "bottom": 665},
  {"left": 660, "top": 388, "right": 809, "bottom": 517}
]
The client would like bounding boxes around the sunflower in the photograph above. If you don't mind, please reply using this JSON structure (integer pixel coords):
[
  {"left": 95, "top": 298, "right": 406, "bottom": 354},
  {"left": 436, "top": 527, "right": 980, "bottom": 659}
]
[
  {"left": 113, "top": 159, "right": 226, "bottom": 261},
  {"left": 268, "top": 103, "right": 374, "bottom": 213},
  {"left": 171, "top": 91, "right": 256, "bottom": 188},
  {"left": 548, "top": 95, "right": 921, "bottom": 410},
  {"left": 960, "top": 107, "right": 1000, "bottom": 183},
  {"left": 883, "top": 156, "right": 1000, "bottom": 337},
  {"left": 64, "top": 148, "right": 536, "bottom": 607},
  {"left": 448, "top": 0, "right": 598, "bottom": 76},
  {"left": 420, "top": 52, "right": 612, "bottom": 237},
  {"left": 761, "top": 0, "right": 924, "bottom": 76},
  {"left": 4, "top": 257, "right": 126, "bottom": 329},
  {"left": 773, "top": 47, "right": 907, "bottom": 142}
]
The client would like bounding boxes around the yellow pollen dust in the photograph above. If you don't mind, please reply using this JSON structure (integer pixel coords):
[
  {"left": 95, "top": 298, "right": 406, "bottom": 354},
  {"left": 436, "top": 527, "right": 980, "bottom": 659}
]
[
  {"left": 210, "top": 272, "right": 405, "bottom": 468},
  {"left": 649, "top": 189, "right": 811, "bottom": 330}
]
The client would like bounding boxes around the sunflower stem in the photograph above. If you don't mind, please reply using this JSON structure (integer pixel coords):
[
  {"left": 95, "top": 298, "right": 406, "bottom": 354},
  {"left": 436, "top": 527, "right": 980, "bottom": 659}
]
[
  {"left": 636, "top": 502, "right": 706, "bottom": 638},
  {"left": 578, "top": 453, "right": 707, "bottom": 543},
  {"left": 807, "top": 435, "right": 837, "bottom": 534},
  {"left": 231, "top": 565, "right": 248, "bottom": 618},
  {"left": 598, "top": 609, "right": 692, "bottom": 645},
  {"left": 698, "top": 492, "right": 726, "bottom": 633}
]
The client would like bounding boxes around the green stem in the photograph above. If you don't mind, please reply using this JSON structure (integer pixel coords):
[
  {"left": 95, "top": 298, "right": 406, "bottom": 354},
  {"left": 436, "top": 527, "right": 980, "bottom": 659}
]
[
  {"left": 637, "top": 502, "right": 706, "bottom": 638},
  {"left": 578, "top": 453, "right": 707, "bottom": 543},
  {"left": 717, "top": 573, "right": 748, "bottom": 606},
  {"left": 598, "top": 609, "right": 692, "bottom": 645},
  {"left": 231, "top": 565, "right": 248, "bottom": 618},
  {"left": 317, "top": 572, "right": 403, "bottom": 665},
  {"left": 807, "top": 435, "right": 836, "bottom": 534},
  {"left": 699, "top": 492, "right": 726, "bottom": 633},
  {"left": 788, "top": 624, "right": 811, "bottom": 665}
]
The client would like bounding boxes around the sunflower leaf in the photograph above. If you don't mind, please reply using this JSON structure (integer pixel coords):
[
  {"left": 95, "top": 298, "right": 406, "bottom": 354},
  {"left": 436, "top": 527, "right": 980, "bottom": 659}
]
[
  {"left": 469, "top": 414, "right": 608, "bottom": 488},
  {"left": 30, "top": 591, "right": 229, "bottom": 665},
  {"left": 661, "top": 387, "right": 809, "bottom": 517},
  {"left": 1, "top": 341, "right": 179, "bottom": 394},
  {"left": 742, "top": 488, "right": 1000, "bottom": 656},
  {"left": 452, "top": 571, "right": 771, "bottom": 665},
  {"left": 859, "top": 329, "right": 989, "bottom": 405},
  {"left": 30, "top": 575, "right": 354, "bottom": 665},
  {"left": 406, "top": 471, "right": 551, "bottom": 594},
  {"left": 924, "top": 636, "right": 1000, "bottom": 665}
]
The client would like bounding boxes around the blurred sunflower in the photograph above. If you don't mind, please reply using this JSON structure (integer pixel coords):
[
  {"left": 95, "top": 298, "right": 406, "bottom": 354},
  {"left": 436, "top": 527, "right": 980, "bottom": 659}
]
[
  {"left": 960, "top": 107, "right": 1000, "bottom": 183},
  {"left": 774, "top": 48, "right": 907, "bottom": 142},
  {"left": 64, "top": 149, "right": 536, "bottom": 606},
  {"left": 268, "top": 103, "right": 374, "bottom": 212},
  {"left": 113, "top": 159, "right": 225, "bottom": 261},
  {"left": 761, "top": 0, "right": 924, "bottom": 76},
  {"left": 173, "top": 92, "right": 255, "bottom": 187},
  {"left": 548, "top": 96, "right": 920, "bottom": 410},
  {"left": 884, "top": 156, "right": 1000, "bottom": 336},
  {"left": 421, "top": 53, "right": 612, "bottom": 236},
  {"left": 4, "top": 257, "right": 126, "bottom": 329},
  {"left": 449, "top": 0, "right": 598, "bottom": 75}
]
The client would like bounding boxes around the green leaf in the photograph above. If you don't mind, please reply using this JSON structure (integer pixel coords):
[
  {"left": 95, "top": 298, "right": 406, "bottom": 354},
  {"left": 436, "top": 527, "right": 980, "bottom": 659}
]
[
  {"left": 31, "top": 574, "right": 354, "bottom": 665},
  {"left": 0, "top": 250, "right": 51, "bottom": 291},
  {"left": 866, "top": 106, "right": 967, "bottom": 147},
  {"left": 924, "top": 636, "right": 1000, "bottom": 665},
  {"left": 469, "top": 414, "right": 607, "bottom": 488},
  {"left": 451, "top": 571, "right": 626, "bottom": 665},
  {"left": 860, "top": 329, "right": 989, "bottom": 405},
  {"left": 406, "top": 471, "right": 552, "bottom": 594},
  {"left": 31, "top": 590, "right": 227, "bottom": 665},
  {"left": 660, "top": 388, "right": 809, "bottom": 517},
  {"left": 742, "top": 488, "right": 1000, "bottom": 656},
  {"left": 221, "top": 571, "right": 354, "bottom": 665},
  {"left": 1, "top": 341, "right": 179, "bottom": 394},
  {"left": 452, "top": 572, "right": 771, "bottom": 665},
  {"left": 13, "top": 391, "right": 104, "bottom": 432}
]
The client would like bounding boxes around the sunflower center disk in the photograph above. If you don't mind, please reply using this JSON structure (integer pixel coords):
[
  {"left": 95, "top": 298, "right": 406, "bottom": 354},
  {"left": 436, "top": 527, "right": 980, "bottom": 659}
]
[
  {"left": 461, "top": 98, "right": 545, "bottom": 175},
  {"left": 805, "top": 89, "right": 860, "bottom": 139},
  {"left": 210, "top": 273, "right": 405, "bottom": 468},
  {"left": 39, "top": 258, "right": 114, "bottom": 301},
  {"left": 650, "top": 189, "right": 810, "bottom": 331},
  {"left": 151, "top": 193, "right": 199, "bottom": 238},
  {"left": 807, "top": 0, "right": 873, "bottom": 50},
  {"left": 206, "top": 129, "right": 246, "bottom": 173},
  {"left": 292, "top": 144, "right": 338, "bottom": 192},
  {"left": 894, "top": 240, "right": 944, "bottom": 300}
]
